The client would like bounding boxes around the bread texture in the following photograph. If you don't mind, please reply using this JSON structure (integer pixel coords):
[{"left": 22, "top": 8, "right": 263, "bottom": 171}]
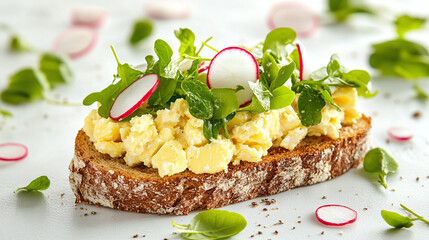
[{"left": 69, "top": 115, "right": 371, "bottom": 215}]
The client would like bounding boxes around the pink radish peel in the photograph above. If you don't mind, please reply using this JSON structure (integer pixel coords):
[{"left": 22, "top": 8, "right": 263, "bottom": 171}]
[
  {"left": 72, "top": 6, "right": 107, "bottom": 28},
  {"left": 296, "top": 43, "right": 303, "bottom": 81},
  {"left": 388, "top": 127, "right": 413, "bottom": 141},
  {"left": 0, "top": 143, "right": 28, "bottom": 161},
  {"left": 53, "top": 26, "right": 98, "bottom": 59}
]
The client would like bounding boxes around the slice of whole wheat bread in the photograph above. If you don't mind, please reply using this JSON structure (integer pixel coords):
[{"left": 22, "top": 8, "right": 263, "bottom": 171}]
[{"left": 69, "top": 115, "right": 371, "bottom": 215}]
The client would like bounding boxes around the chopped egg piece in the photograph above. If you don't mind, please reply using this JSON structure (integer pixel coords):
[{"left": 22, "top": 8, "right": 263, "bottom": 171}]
[
  {"left": 151, "top": 140, "right": 187, "bottom": 177},
  {"left": 187, "top": 139, "right": 234, "bottom": 174}
]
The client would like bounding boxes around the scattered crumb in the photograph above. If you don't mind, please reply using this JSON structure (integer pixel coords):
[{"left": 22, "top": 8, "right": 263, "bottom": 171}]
[
  {"left": 84, "top": 213, "right": 88, "bottom": 217},
  {"left": 271, "top": 199, "right": 276, "bottom": 204},
  {"left": 80, "top": 207, "right": 84, "bottom": 210},
  {"left": 91, "top": 211, "right": 97, "bottom": 215},
  {"left": 133, "top": 234, "right": 138, "bottom": 238},
  {"left": 274, "top": 220, "right": 284, "bottom": 226},
  {"left": 172, "top": 232, "right": 177, "bottom": 235},
  {"left": 363, "top": 208, "right": 368, "bottom": 211},
  {"left": 163, "top": 238, "right": 168, "bottom": 240},
  {"left": 271, "top": 207, "right": 278, "bottom": 210},
  {"left": 263, "top": 208, "right": 268, "bottom": 211},
  {"left": 60, "top": 193, "right": 65, "bottom": 198},
  {"left": 258, "top": 231, "right": 262, "bottom": 235},
  {"left": 339, "top": 231, "right": 343, "bottom": 236},
  {"left": 298, "top": 216, "right": 301, "bottom": 219},
  {"left": 142, "top": 235, "right": 146, "bottom": 238},
  {"left": 417, "top": 177, "right": 420, "bottom": 181},
  {"left": 251, "top": 202, "right": 258, "bottom": 207},
  {"left": 266, "top": 214, "right": 270, "bottom": 218},
  {"left": 274, "top": 230, "right": 279, "bottom": 235},
  {"left": 391, "top": 188, "right": 396, "bottom": 192},
  {"left": 322, "top": 196, "right": 327, "bottom": 199},
  {"left": 292, "top": 227, "right": 296, "bottom": 230},
  {"left": 263, "top": 226, "right": 267, "bottom": 228},
  {"left": 257, "top": 224, "right": 261, "bottom": 227},
  {"left": 250, "top": 235, "right": 254, "bottom": 238},
  {"left": 400, "top": 176, "right": 403, "bottom": 180},
  {"left": 298, "top": 221, "right": 302, "bottom": 224},
  {"left": 412, "top": 111, "right": 422, "bottom": 119},
  {"left": 427, "top": 176, "right": 429, "bottom": 179},
  {"left": 339, "top": 189, "right": 342, "bottom": 192},
  {"left": 386, "top": 139, "right": 391, "bottom": 144},
  {"left": 384, "top": 92, "right": 391, "bottom": 98},
  {"left": 321, "top": 231, "right": 325, "bottom": 235}
]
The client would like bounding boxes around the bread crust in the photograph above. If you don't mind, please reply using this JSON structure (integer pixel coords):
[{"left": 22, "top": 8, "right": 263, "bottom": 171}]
[{"left": 69, "top": 115, "right": 371, "bottom": 215}]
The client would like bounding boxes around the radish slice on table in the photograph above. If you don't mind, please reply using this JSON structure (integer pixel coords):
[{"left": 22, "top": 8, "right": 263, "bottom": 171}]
[
  {"left": 144, "top": 1, "right": 191, "bottom": 20},
  {"left": 207, "top": 47, "right": 259, "bottom": 106},
  {"left": 388, "top": 127, "right": 413, "bottom": 141},
  {"left": 266, "top": 2, "right": 319, "bottom": 38},
  {"left": 110, "top": 74, "right": 159, "bottom": 121},
  {"left": 315, "top": 205, "right": 357, "bottom": 226},
  {"left": 0, "top": 143, "right": 28, "bottom": 161},
  {"left": 53, "top": 26, "right": 98, "bottom": 59},
  {"left": 296, "top": 43, "right": 303, "bottom": 81},
  {"left": 72, "top": 6, "right": 107, "bottom": 28}
]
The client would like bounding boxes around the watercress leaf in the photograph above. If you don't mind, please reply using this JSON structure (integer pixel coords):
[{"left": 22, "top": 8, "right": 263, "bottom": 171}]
[
  {"left": 14, "top": 176, "right": 50, "bottom": 193},
  {"left": 153, "top": 39, "right": 174, "bottom": 76},
  {"left": 144, "top": 55, "right": 155, "bottom": 75},
  {"left": 174, "top": 28, "right": 197, "bottom": 56},
  {"left": 129, "top": 19, "right": 153, "bottom": 45},
  {"left": 211, "top": 88, "right": 239, "bottom": 119},
  {"left": 248, "top": 81, "right": 271, "bottom": 111},
  {"left": 363, "top": 148, "right": 398, "bottom": 189},
  {"left": 413, "top": 84, "right": 428, "bottom": 100},
  {"left": 270, "top": 86, "right": 295, "bottom": 109},
  {"left": 182, "top": 79, "right": 214, "bottom": 120},
  {"left": 39, "top": 53, "right": 73, "bottom": 88},
  {"left": 342, "top": 70, "right": 378, "bottom": 98},
  {"left": 381, "top": 210, "right": 414, "bottom": 229},
  {"left": 235, "top": 85, "right": 245, "bottom": 92},
  {"left": 395, "top": 15, "right": 426, "bottom": 39},
  {"left": 310, "top": 67, "right": 329, "bottom": 81},
  {"left": 239, "top": 95, "right": 266, "bottom": 113},
  {"left": 320, "top": 89, "right": 341, "bottom": 111},
  {"left": 0, "top": 107, "right": 12, "bottom": 117},
  {"left": 263, "top": 28, "right": 296, "bottom": 59},
  {"left": 270, "top": 61, "right": 295, "bottom": 91},
  {"left": 148, "top": 76, "right": 177, "bottom": 107},
  {"left": 174, "top": 209, "right": 247, "bottom": 240},
  {"left": 262, "top": 52, "right": 280, "bottom": 85},
  {"left": 9, "top": 35, "right": 33, "bottom": 52},
  {"left": 327, "top": 54, "right": 342, "bottom": 77},
  {"left": 1, "top": 68, "right": 49, "bottom": 104},
  {"left": 297, "top": 86, "right": 326, "bottom": 126},
  {"left": 328, "top": 0, "right": 373, "bottom": 22}
]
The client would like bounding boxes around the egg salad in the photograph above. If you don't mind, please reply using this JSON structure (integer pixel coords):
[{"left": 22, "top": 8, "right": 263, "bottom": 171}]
[{"left": 83, "top": 87, "right": 360, "bottom": 177}]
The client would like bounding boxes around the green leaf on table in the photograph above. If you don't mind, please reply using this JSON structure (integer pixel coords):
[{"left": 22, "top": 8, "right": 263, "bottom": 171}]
[
  {"left": 181, "top": 79, "right": 214, "bottom": 120},
  {"left": 0, "top": 107, "right": 12, "bottom": 117},
  {"left": 15, "top": 176, "right": 50, "bottom": 193},
  {"left": 129, "top": 19, "right": 153, "bottom": 45},
  {"left": 9, "top": 35, "right": 33, "bottom": 52},
  {"left": 381, "top": 210, "right": 414, "bottom": 229},
  {"left": 395, "top": 15, "right": 426, "bottom": 39},
  {"left": 172, "top": 209, "right": 247, "bottom": 240},
  {"left": 1, "top": 68, "right": 49, "bottom": 105},
  {"left": 263, "top": 28, "right": 296, "bottom": 60},
  {"left": 328, "top": 0, "right": 373, "bottom": 22},
  {"left": 83, "top": 47, "right": 144, "bottom": 118},
  {"left": 413, "top": 84, "right": 428, "bottom": 100},
  {"left": 39, "top": 53, "right": 72, "bottom": 88},
  {"left": 363, "top": 148, "right": 398, "bottom": 189},
  {"left": 175, "top": 28, "right": 197, "bottom": 57}
]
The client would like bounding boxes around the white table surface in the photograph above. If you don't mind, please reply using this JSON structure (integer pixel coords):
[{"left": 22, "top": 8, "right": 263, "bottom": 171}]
[{"left": 1, "top": 0, "right": 429, "bottom": 239}]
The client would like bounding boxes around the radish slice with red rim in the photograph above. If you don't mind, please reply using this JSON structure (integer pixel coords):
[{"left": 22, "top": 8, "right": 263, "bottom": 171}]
[
  {"left": 110, "top": 74, "right": 159, "bottom": 121},
  {"left": 53, "top": 26, "right": 98, "bottom": 59},
  {"left": 267, "top": 2, "right": 319, "bottom": 38},
  {"left": 388, "top": 127, "right": 413, "bottom": 141},
  {"left": 72, "top": 6, "right": 107, "bottom": 28},
  {"left": 207, "top": 47, "right": 259, "bottom": 106},
  {"left": 315, "top": 205, "right": 357, "bottom": 226},
  {"left": 144, "top": 2, "right": 191, "bottom": 20},
  {"left": 296, "top": 43, "right": 303, "bottom": 81},
  {"left": 0, "top": 143, "right": 28, "bottom": 161}
]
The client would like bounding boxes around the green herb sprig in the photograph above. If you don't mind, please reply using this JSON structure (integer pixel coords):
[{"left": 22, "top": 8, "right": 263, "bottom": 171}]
[
  {"left": 370, "top": 14, "right": 429, "bottom": 99},
  {"left": 363, "top": 148, "right": 398, "bottom": 189},
  {"left": 382, "top": 204, "right": 429, "bottom": 229},
  {"left": 14, "top": 176, "right": 50, "bottom": 193},
  {"left": 129, "top": 19, "right": 153, "bottom": 45},
  {"left": 172, "top": 210, "right": 247, "bottom": 240}
]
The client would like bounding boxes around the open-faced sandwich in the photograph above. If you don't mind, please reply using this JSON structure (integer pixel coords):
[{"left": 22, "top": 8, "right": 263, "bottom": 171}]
[{"left": 69, "top": 28, "right": 376, "bottom": 215}]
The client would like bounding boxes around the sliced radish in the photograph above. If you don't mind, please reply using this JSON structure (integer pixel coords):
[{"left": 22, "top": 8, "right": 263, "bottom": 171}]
[
  {"left": 388, "top": 127, "right": 413, "bottom": 141},
  {"left": 53, "top": 26, "right": 98, "bottom": 59},
  {"left": 0, "top": 143, "right": 28, "bottom": 161},
  {"left": 207, "top": 47, "right": 259, "bottom": 106},
  {"left": 72, "top": 6, "right": 107, "bottom": 28},
  {"left": 266, "top": 2, "right": 319, "bottom": 38},
  {"left": 144, "top": 1, "right": 191, "bottom": 20},
  {"left": 110, "top": 74, "right": 159, "bottom": 121},
  {"left": 296, "top": 43, "right": 303, "bottom": 81},
  {"left": 315, "top": 205, "right": 357, "bottom": 226},
  {"left": 198, "top": 65, "right": 209, "bottom": 73}
]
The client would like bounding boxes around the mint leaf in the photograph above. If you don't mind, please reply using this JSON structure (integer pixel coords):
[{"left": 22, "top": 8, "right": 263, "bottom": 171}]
[
  {"left": 395, "top": 15, "right": 426, "bottom": 39},
  {"left": 129, "top": 19, "right": 153, "bottom": 45},
  {"left": 39, "top": 53, "right": 72, "bottom": 88},
  {"left": 174, "top": 28, "right": 197, "bottom": 56},
  {"left": 1, "top": 68, "right": 49, "bottom": 105},
  {"left": 15, "top": 176, "right": 50, "bottom": 193}
]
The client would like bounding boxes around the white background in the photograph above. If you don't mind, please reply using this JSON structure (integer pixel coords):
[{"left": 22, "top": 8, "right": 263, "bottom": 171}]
[{"left": 1, "top": 0, "right": 429, "bottom": 239}]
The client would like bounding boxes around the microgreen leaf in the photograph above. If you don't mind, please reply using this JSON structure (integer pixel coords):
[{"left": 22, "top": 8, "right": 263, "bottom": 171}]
[
  {"left": 15, "top": 176, "right": 50, "bottom": 193},
  {"left": 400, "top": 204, "right": 429, "bottom": 226},
  {"left": 9, "top": 35, "right": 33, "bottom": 52},
  {"left": 395, "top": 15, "right": 426, "bottom": 39},
  {"left": 181, "top": 79, "right": 214, "bottom": 120},
  {"left": 175, "top": 28, "right": 197, "bottom": 57},
  {"left": 39, "top": 53, "right": 72, "bottom": 88},
  {"left": 363, "top": 148, "right": 398, "bottom": 189},
  {"left": 203, "top": 113, "right": 235, "bottom": 142},
  {"left": 381, "top": 210, "right": 415, "bottom": 229},
  {"left": 248, "top": 81, "right": 272, "bottom": 111},
  {"left": 1, "top": 68, "right": 49, "bottom": 105},
  {"left": 172, "top": 209, "right": 247, "bottom": 240},
  {"left": 211, "top": 88, "right": 239, "bottom": 119},
  {"left": 296, "top": 86, "right": 326, "bottom": 126},
  {"left": 270, "top": 86, "right": 295, "bottom": 110},
  {"left": 413, "top": 84, "right": 428, "bottom": 100},
  {"left": 270, "top": 61, "right": 295, "bottom": 91},
  {"left": 262, "top": 28, "right": 296, "bottom": 60},
  {"left": 129, "top": 19, "right": 153, "bottom": 45},
  {"left": 0, "top": 107, "right": 12, "bottom": 118},
  {"left": 328, "top": 0, "right": 373, "bottom": 22}
]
